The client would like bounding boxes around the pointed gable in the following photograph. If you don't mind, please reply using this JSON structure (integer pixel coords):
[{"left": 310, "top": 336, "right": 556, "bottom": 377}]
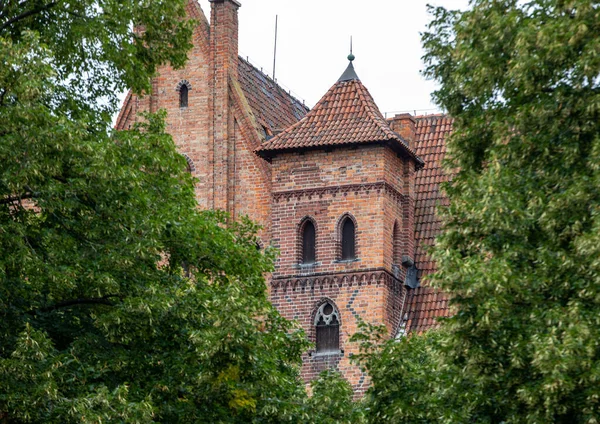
[{"left": 255, "top": 61, "right": 423, "bottom": 168}]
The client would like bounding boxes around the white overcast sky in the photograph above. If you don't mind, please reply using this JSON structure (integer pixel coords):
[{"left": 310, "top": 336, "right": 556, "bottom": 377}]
[{"left": 197, "top": 0, "right": 469, "bottom": 116}]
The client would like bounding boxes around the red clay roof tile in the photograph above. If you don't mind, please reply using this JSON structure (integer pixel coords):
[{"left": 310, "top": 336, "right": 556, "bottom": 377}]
[
  {"left": 405, "top": 114, "right": 454, "bottom": 333},
  {"left": 238, "top": 57, "right": 309, "bottom": 134},
  {"left": 255, "top": 70, "right": 423, "bottom": 167}
]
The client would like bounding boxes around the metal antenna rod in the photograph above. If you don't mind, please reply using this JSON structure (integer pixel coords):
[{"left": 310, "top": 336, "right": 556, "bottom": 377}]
[
  {"left": 272, "top": 15, "right": 278, "bottom": 81},
  {"left": 350, "top": 35, "right": 353, "bottom": 56}
]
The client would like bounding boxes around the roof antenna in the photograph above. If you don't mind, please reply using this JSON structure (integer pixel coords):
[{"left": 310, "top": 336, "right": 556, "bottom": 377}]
[
  {"left": 272, "top": 15, "right": 278, "bottom": 81},
  {"left": 348, "top": 36, "right": 355, "bottom": 61}
]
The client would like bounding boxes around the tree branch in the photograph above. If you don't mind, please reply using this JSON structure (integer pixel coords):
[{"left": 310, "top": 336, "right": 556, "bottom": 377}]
[
  {"left": 37, "top": 295, "right": 119, "bottom": 313},
  {"left": 52, "top": 175, "right": 68, "bottom": 184},
  {"left": 0, "top": 1, "right": 58, "bottom": 32},
  {"left": 0, "top": 192, "right": 34, "bottom": 205}
]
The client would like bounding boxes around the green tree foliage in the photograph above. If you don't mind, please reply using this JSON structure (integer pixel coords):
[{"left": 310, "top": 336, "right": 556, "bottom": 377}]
[
  {"left": 0, "top": 2, "right": 310, "bottom": 422},
  {"left": 417, "top": 0, "right": 600, "bottom": 422},
  {"left": 306, "top": 370, "right": 365, "bottom": 424},
  {"left": 353, "top": 322, "right": 460, "bottom": 424}
]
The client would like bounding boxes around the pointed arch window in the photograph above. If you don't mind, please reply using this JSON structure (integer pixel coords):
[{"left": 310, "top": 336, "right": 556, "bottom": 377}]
[
  {"left": 341, "top": 217, "right": 356, "bottom": 260},
  {"left": 179, "top": 84, "right": 188, "bottom": 108},
  {"left": 302, "top": 220, "right": 316, "bottom": 264},
  {"left": 315, "top": 301, "right": 340, "bottom": 353}
]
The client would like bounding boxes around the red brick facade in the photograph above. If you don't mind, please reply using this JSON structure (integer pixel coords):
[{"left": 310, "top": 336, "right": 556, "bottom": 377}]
[{"left": 115, "top": 0, "right": 453, "bottom": 393}]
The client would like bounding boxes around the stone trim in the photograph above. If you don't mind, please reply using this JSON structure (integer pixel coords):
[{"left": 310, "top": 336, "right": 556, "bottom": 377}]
[
  {"left": 272, "top": 181, "right": 407, "bottom": 203},
  {"left": 181, "top": 153, "right": 196, "bottom": 172},
  {"left": 176, "top": 80, "right": 192, "bottom": 92}
]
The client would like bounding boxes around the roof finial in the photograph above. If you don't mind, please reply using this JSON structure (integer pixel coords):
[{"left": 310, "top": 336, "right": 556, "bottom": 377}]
[{"left": 348, "top": 36, "right": 355, "bottom": 62}]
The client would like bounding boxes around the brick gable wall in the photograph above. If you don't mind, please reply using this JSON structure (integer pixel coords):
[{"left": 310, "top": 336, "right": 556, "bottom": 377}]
[{"left": 114, "top": 0, "right": 290, "bottom": 241}]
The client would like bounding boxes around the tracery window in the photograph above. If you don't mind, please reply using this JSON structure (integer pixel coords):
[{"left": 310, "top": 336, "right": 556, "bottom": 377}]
[
  {"left": 315, "top": 301, "right": 340, "bottom": 354},
  {"left": 341, "top": 217, "right": 356, "bottom": 260},
  {"left": 302, "top": 220, "right": 316, "bottom": 264}
]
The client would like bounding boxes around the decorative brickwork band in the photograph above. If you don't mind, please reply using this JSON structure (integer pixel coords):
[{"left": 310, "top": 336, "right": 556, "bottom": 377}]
[
  {"left": 270, "top": 267, "right": 404, "bottom": 293},
  {"left": 272, "top": 181, "right": 407, "bottom": 203}
]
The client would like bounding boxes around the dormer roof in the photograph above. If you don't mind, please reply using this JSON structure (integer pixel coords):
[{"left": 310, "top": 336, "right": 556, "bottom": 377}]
[{"left": 255, "top": 60, "right": 424, "bottom": 169}]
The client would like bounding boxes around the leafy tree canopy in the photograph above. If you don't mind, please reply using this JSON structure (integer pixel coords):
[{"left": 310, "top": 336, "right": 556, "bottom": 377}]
[
  {"left": 356, "top": 1, "right": 600, "bottom": 423},
  {"left": 306, "top": 370, "right": 365, "bottom": 424},
  {"left": 420, "top": 0, "right": 600, "bottom": 422},
  {"left": 0, "top": 2, "right": 312, "bottom": 422}
]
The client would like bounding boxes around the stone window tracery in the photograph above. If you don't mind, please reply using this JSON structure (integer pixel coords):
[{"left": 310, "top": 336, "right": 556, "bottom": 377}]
[{"left": 315, "top": 301, "right": 340, "bottom": 353}]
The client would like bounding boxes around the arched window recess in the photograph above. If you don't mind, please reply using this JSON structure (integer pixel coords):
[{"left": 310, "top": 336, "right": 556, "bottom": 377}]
[
  {"left": 301, "top": 220, "right": 316, "bottom": 264},
  {"left": 176, "top": 80, "right": 192, "bottom": 108},
  {"left": 340, "top": 215, "right": 356, "bottom": 261}
]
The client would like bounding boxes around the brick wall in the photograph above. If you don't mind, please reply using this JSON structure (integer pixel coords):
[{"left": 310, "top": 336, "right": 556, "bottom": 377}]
[
  {"left": 271, "top": 272, "right": 407, "bottom": 393},
  {"left": 116, "top": 0, "right": 272, "bottom": 238},
  {"left": 232, "top": 120, "right": 272, "bottom": 240},
  {"left": 269, "top": 144, "right": 415, "bottom": 391}
]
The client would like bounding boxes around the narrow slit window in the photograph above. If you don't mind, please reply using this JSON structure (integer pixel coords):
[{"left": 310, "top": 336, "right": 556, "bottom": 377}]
[
  {"left": 315, "top": 302, "right": 340, "bottom": 354},
  {"left": 302, "top": 221, "right": 316, "bottom": 264},
  {"left": 341, "top": 218, "right": 356, "bottom": 260},
  {"left": 179, "top": 84, "right": 188, "bottom": 108},
  {"left": 393, "top": 221, "right": 400, "bottom": 265}
]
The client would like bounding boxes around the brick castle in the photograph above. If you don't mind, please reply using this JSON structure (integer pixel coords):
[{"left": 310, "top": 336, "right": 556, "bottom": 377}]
[{"left": 116, "top": 0, "right": 452, "bottom": 392}]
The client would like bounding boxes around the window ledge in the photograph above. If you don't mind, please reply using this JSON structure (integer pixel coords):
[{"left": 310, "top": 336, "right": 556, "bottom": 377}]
[
  {"left": 295, "top": 262, "right": 321, "bottom": 269},
  {"left": 309, "top": 350, "right": 343, "bottom": 358},
  {"left": 333, "top": 258, "right": 360, "bottom": 264}
]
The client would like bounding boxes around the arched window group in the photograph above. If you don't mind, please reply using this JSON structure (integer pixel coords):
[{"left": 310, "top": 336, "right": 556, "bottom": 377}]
[
  {"left": 315, "top": 301, "right": 340, "bottom": 354},
  {"left": 299, "top": 214, "right": 357, "bottom": 264}
]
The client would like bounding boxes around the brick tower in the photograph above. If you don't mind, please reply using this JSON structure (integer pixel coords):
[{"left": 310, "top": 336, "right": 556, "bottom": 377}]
[
  {"left": 115, "top": 0, "right": 454, "bottom": 393},
  {"left": 256, "top": 56, "right": 424, "bottom": 392}
]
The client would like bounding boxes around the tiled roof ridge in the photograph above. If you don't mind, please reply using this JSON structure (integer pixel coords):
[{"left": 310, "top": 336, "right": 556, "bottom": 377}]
[
  {"left": 254, "top": 79, "right": 341, "bottom": 150},
  {"left": 414, "top": 113, "right": 450, "bottom": 120},
  {"left": 354, "top": 82, "right": 399, "bottom": 141},
  {"left": 353, "top": 82, "right": 424, "bottom": 162},
  {"left": 238, "top": 55, "right": 309, "bottom": 114}
]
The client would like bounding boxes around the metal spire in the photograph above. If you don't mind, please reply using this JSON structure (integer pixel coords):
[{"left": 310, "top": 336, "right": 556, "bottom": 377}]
[{"left": 338, "top": 36, "right": 358, "bottom": 82}]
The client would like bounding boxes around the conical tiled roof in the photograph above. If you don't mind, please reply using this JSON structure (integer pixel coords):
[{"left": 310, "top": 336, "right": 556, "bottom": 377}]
[{"left": 255, "top": 62, "right": 423, "bottom": 168}]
